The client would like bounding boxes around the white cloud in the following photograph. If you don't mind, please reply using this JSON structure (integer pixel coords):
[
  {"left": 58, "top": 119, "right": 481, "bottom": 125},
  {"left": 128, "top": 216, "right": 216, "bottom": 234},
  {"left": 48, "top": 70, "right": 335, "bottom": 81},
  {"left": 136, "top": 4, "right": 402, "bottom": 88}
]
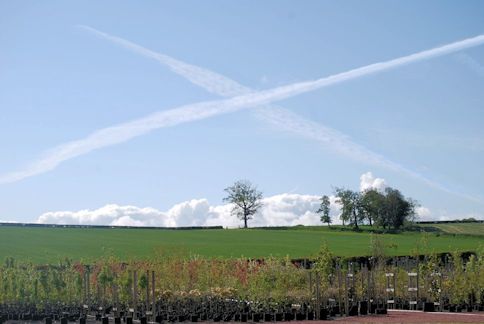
[
  {"left": 360, "top": 171, "right": 386, "bottom": 192},
  {"left": 36, "top": 193, "right": 345, "bottom": 228},
  {"left": 415, "top": 206, "right": 432, "bottom": 221}
]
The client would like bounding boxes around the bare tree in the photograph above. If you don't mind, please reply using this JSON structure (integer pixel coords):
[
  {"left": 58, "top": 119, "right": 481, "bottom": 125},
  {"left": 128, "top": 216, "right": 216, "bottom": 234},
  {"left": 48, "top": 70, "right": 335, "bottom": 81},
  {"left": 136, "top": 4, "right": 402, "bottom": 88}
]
[{"left": 223, "top": 180, "right": 263, "bottom": 228}]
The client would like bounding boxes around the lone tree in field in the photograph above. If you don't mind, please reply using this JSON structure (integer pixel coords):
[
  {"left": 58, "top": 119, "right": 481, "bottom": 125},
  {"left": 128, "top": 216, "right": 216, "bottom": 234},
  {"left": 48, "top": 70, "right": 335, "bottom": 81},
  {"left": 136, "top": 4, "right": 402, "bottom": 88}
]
[
  {"left": 317, "top": 195, "right": 332, "bottom": 226},
  {"left": 223, "top": 180, "right": 263, "bottom": 228}
]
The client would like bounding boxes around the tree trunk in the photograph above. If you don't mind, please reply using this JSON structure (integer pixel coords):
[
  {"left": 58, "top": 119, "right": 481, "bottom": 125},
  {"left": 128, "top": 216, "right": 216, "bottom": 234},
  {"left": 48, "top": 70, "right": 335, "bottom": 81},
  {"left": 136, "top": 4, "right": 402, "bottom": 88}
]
[
  {"left": 353, "top": 210, "right": 359, "bottom": 229},
  {"left": 244, "top": 214, "right": 248, "bottom": 228}
]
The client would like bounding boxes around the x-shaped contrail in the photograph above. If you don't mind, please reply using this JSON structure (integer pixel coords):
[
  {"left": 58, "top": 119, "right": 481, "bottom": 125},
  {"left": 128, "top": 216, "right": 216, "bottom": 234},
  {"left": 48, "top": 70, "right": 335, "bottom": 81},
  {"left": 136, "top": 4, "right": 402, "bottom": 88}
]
[{"left": 1, "top": 27, "right": 483, "bottom": 204}]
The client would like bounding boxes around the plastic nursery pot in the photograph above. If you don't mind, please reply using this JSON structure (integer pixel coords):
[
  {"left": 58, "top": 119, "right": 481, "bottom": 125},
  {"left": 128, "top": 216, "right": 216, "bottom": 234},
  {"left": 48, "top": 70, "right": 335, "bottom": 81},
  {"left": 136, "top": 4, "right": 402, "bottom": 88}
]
[
  {"left": 252, "top": 313, "right": 260, "bottom": 322},
  {"left": 241, "top": 313, "right": 248, "bottom": 322},
  {"left": 295, "top": 312, "right": 305, "bottom": 320},
  {"left": 79, "top": 316, "right": 86, "bottom": 324},
  {"left": 359, "top": 301, "right": 368, "bottom": 315},
  {"left": 61, "top": 317, "right": 68, "bottom": 324},
  {"left": 126, "top": 317, "right": 134, "bottom": 324},
  {"left": 283, "top": 312, "right": 293, "bottom": 321},
  {"left": 423, "top": 302, "right": 435, "bottom": 312},
  {"left": 191, "top": 315, "right": 198, "bottom": 322},
  {"left": 275, "top": 313, "right": 283, "bottom": 321},
  {"left": 307, "top": 311, "right": 314, "bottom": 320},
  {"left": 103, "top": 317, "right": 110, "bottom": 324},
  {"left": 115, "top": 317, "right": 121, "bottom": 324},
  {"left": 370, "top": 303, "right": 377, "bottom": 314},
  {"left": 375, "top": 308, "right": 387, "bottom": 315},
  {"left": 264, "top": 313, "right": 273, "bottom": 322},
  {"left": 330, "top": 305, "right": 340, "bottom": 317},
  {"left": 45, "top": 317, "right": 53, "bottom": 324},
  {"left": 319, "top": 308, "right": 328, "bottom": 320}
]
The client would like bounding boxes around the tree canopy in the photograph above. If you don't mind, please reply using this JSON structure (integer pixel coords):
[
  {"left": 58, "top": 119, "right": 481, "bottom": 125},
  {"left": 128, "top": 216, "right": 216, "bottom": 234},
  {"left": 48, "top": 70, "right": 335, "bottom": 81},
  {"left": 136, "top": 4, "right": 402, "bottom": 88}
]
[
  {"left": 223, "top": 180, "right": 263, "bottom": 228},
  {"left": 334, "top": 186, "right": 416, "bottom": 230}
]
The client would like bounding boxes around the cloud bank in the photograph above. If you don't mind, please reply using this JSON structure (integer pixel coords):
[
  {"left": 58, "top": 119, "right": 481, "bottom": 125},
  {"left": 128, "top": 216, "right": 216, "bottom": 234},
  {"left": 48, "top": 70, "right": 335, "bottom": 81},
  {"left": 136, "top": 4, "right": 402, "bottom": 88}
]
[
  {"left": 35, "top": 172, "right": 462, "bottom": 225},
  {"left": 37, "top": 193, "right": 333, "bottom": 228}
]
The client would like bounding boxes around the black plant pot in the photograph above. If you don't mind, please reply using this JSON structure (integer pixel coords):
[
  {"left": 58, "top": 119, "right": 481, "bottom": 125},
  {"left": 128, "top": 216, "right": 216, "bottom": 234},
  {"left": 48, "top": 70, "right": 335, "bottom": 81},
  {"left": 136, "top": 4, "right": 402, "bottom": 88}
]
[
  {"left": 241, "top": 313, "right": 248, "bottom": 322},
  {"left": 115, "top": 317, "right": 122, "bottom": 324},
  {"left": 275, "top": 313, "right": 283, "bottom": 321},
  {"left": 376, "top": 308, "right": 387, "bottom": 315},
  {"left": 252, "top": 313, "right": 260, "bottom": 322},
  {"left": 307, "top": 311, "right": 314, "bottom": 320},
  {"left": 295, "top": 312, "right": 305, "bottom": 321},
  {"left": 223, "top": 314, "right": 232, "bottom": 322},
  {"left": 126, "top": 317, "right": 133, "bottom": 324},
  {"left": 191, "top": 315, "right": 198, "bottom": 322},
  {"left": 45, "top": 317, "right": 53, "bottom": 324},
  {"left": 319, "top": 308, "right": 328, "bottom": 320},
  {"left": 424, "top": 302, "right": 435, "bottom": 312},
  {"left": 264, "top": 313, "right": 273, "bottom": 322},
  {"left": 349, "top": 305, "right": 358, "bottom": 316},
  {"left": 370, "top": 303, "right": 377, "bottom": 314},
  {"left": 61, "top": 317, "right": 68, "bottom": 324},
  {"left": 359, "top": 301, "right": 368, "bottom": 315},
  {"left": 283, "top": 312, "right": 293, "bottom": 321},
  {"left": 80, "top": 316, "right": 87, "bottom": 324}
]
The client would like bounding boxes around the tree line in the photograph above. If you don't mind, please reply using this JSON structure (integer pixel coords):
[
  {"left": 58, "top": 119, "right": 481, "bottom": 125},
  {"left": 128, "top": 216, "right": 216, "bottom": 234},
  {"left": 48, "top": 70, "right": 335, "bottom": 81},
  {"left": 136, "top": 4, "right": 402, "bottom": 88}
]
[
  {"left": 224, "top": 180, "right": 417, "bottom": 230},
  {"left": 317, "top": 187, "right": 417, "bottom": 230}
]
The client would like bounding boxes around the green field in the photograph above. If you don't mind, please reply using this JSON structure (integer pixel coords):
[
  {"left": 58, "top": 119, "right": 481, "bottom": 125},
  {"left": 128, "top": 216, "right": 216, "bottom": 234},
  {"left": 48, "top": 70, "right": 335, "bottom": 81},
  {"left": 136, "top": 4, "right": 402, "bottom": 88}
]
[
  {"left": 0, "top": 224, "right": 482, "bottom": 263},
  {"left": 419, "top": 222, "right": 484, "bottom": 235}
]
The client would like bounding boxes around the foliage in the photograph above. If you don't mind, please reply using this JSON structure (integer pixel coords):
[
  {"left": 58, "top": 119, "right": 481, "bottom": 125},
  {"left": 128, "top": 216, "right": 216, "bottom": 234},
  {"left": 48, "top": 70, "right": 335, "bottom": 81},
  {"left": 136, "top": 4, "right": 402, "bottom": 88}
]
[
  {"left": 223, "top": 180, "right": 263, "bottom": 228},
  {"left": 334, "top": 187, "right": 362, "bottom": 228},
  {"left": 317, "top": 195, "right": 332, "bottom": 226}
]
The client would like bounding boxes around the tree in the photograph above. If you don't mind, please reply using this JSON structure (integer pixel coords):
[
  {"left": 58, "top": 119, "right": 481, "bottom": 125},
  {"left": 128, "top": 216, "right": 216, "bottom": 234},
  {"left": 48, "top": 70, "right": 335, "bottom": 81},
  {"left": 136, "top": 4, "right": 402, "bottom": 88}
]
[
  {"left": 334, "top": 188, "right": 362, "bottom": 229},
  {"left": 317, "top": 195, "right": 332, "bottom": 226},
  {"left": 382, "top": 187, "right": 416, "bottom": 230},
  {"left": 223, "top": 180, "right": 263, "bottom": 228},
  {"left": 360, "top": 189, "right": 385, "bottom": 227}
]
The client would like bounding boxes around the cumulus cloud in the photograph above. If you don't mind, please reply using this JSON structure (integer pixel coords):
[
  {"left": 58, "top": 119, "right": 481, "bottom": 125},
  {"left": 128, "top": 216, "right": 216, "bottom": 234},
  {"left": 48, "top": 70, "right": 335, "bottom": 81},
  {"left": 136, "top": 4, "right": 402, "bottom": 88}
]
[
  {"left": 36, "top": 193, "right": 345, "bottom": 228},
  {"left": 359, "top": 172, "right": 386, "bottom": 192},
  {"left": 415, "top": 206, "right": 432, "bottom": 221}
]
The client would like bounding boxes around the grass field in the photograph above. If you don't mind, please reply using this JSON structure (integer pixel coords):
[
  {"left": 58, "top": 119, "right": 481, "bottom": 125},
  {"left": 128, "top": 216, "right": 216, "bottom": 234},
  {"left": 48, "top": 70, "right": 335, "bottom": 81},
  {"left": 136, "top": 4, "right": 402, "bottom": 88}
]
[
  {"left": 0, "top": 224, "right": 482, "bottom": 263},
  {"left": 419, "top": 222, "right": 484, "bottom": 235}
]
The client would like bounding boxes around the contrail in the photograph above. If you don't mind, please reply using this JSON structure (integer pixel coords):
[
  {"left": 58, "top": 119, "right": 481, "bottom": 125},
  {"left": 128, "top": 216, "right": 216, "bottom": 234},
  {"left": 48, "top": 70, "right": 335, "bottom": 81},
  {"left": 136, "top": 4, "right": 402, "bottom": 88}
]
[
  {"left": 2, "top": 31, "right": 484, "bottom": 192},
  {"left": 80, "top": 26, "right": 484, "bottom": 203}
]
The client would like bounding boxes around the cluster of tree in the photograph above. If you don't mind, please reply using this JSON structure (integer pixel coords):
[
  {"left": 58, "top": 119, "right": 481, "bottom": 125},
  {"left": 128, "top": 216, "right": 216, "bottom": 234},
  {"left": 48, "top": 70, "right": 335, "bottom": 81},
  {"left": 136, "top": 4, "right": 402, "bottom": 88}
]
[
  {"left": 223, "top": 179, "right": 416, "bottom": 230},
  {"left": 317, "top": 187, "right": 417, "bottom": 230}
]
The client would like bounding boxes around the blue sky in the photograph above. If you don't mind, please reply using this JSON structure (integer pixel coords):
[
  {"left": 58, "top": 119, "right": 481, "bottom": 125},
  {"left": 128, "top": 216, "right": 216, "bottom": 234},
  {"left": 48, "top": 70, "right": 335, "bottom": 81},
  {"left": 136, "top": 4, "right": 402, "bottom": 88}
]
[{"left": 1, "top": 1, "right": 483, "bottom": 225}]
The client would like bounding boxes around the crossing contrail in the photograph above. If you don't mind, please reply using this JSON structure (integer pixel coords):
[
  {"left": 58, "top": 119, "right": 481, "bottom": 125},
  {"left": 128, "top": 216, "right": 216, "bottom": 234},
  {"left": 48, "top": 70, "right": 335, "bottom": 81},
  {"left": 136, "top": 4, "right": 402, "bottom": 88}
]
[
  {"left": 2, "top": 30, "right": 484, "bottom": 201},
  {"left": 79, "top": 26, "right": 484, "bottom": 203}
]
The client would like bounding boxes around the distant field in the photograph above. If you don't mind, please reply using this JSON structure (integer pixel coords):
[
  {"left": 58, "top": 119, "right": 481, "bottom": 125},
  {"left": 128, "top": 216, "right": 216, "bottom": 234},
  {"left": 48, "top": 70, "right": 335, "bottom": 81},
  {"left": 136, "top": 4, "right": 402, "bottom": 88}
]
[
  {"left": 419, "top": 222, "right": 484, "bottom": 235},
  {"left": 0, "top": 225, "right": 482, "bottom": 263}
]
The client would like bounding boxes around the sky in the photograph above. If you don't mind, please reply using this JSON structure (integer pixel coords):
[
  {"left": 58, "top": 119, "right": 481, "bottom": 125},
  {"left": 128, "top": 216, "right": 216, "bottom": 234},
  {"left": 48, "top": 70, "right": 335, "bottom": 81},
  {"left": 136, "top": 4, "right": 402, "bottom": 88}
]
[{"left": 1, "top": 0, "right": 483, "bottom": 226}]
